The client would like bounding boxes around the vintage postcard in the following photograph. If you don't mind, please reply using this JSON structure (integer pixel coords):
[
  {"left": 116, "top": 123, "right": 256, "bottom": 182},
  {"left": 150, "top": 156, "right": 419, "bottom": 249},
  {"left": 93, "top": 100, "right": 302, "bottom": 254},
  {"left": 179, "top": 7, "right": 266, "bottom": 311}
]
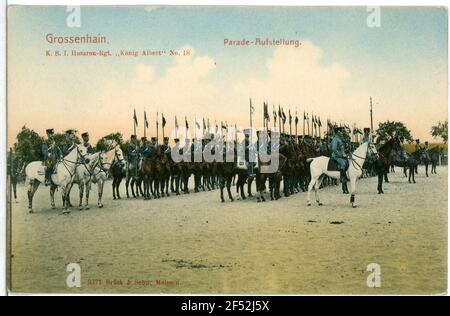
[{"left": 6, "top": 5, "right": 448, "bottom": 295}]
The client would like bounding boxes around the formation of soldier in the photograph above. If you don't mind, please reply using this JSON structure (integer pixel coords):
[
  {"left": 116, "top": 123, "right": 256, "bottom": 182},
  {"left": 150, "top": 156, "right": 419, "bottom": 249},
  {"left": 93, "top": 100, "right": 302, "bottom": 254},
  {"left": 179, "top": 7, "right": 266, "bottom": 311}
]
[
  {"left": 39, "top": 123, "right": 419, "bottom": 188},
  {"left": 41, "top": 129, "right": 94, "bottom": 186}
]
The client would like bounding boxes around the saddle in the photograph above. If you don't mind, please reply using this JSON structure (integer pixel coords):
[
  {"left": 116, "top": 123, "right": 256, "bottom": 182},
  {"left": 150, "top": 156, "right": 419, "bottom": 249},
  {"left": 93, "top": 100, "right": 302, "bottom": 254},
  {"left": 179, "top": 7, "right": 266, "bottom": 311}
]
[{"left": 327, "top": 158, "right": 348, "bottom": 172}]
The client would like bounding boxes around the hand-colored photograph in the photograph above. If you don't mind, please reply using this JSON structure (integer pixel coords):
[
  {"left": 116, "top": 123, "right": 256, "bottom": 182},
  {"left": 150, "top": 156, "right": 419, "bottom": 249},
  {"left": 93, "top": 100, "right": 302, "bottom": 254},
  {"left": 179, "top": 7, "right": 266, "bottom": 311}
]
[{"left": 6, "top": 5, "right": 448, "bottom": 294}]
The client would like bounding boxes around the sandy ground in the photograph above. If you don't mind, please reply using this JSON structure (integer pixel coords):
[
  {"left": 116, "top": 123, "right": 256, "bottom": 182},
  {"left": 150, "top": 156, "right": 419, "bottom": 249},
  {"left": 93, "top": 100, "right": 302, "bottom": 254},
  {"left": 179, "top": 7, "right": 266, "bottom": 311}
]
[{"left": 8, "top": 166, "right": 447, "bottom": 294}]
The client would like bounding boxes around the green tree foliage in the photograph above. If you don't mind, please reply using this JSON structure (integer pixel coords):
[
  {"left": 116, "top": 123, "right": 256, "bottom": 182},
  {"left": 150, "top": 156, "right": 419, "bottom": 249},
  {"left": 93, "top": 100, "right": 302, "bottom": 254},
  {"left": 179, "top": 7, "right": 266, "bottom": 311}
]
[
  {"left": 13, "top": 125, "right": 44, "bottom": 164},
  {"left": 95, "top": 132, "right": 124, "bottom": 151},
  {"left": 376, "top": 121, "right": 413, "bottom": 143},
  {"left": 431, "top": 121, "right": 448, "bottom": 143},
  {"left": 52, "top": 132, "right": 81, "bottom": 147}
]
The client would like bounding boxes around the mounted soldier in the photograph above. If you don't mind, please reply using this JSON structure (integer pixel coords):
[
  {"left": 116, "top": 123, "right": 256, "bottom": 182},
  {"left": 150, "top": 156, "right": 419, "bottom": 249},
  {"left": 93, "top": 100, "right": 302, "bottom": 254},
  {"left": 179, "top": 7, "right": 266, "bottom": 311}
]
[
  {"left": 414, "top": 139, "right": 421, "bottom": 152},
  {"left": 139, "top": 136, "right": 148, "bottom": 156},
  {"left": 362, "top": 127, "right": 371, "bottom": 143},
  {"left": 161, "top": 136, "right": 171, "bottom": 153},
  {"left": 126, "top": 135, "right": 138, "bottom": 163},
  {"left": 80, "top": 132, "right": 95, "bottom": 156},
  {"left": 331, "top": 126, "right": 349, "bottom": 183},
  {"left": 42, "top": 128, "right": 61, "bottom": 186},
  {"left": 61, "top": 129, "right": 76, "bottom": 156}
]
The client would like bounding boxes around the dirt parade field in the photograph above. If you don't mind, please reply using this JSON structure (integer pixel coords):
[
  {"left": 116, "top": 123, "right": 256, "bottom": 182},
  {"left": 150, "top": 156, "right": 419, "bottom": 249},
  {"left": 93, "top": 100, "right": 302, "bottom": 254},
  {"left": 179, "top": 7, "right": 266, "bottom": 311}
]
[{"left": 8, "top": 166, "right": 447, "bottom": 294}]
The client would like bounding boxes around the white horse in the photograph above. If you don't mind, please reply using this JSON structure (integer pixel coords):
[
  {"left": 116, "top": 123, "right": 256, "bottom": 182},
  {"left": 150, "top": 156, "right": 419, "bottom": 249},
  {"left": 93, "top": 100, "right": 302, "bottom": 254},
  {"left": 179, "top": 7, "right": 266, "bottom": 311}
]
[
  {"left": 25, "top": 145, "right": 83, "bottom": 213},
  {"left": 306, "top": 142, "right": 377, "bottom": 208},
  {"left": 69, "top": 145, "right": 125, "bottom": 210}
]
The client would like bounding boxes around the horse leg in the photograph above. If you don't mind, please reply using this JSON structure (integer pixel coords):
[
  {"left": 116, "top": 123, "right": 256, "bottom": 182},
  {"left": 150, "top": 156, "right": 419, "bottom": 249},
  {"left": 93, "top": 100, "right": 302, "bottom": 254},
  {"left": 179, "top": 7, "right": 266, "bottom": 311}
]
[
  {"left": 425, "top": 163, "right": 429, "bottom": 177},
  {"left": 125, "top": 176, "right": 131, "bottom": 198},
  {"left": 219, "top": 177, "right": 225, "bottom": 202},
  {"left": 85, "top": 182, "right": 91, "bottom": 210},
  {"left": 112, "top": 178, "right": 117, "bottom": 200},
  {"left": 350, "top": 176, "right": 357, "bottom": 208},
  {"left": 227, "top": 176, "right": 234, "bottom": 202},
  {"left": 314, "top": 175, "right": 324, "bottom": 206},
  {"left": 170, "top": 175, "right": 175, "bottom": 193},
  {"left": 238, "top": 174, "right": 246, "bottom": 200},
  {"left": 276, "top": 175, "right": 282, "bottom": 200},
  {"left": 27, "top": 180, "right": 40, "bottom": 213},
  {"left": 117, "top": 177, "right": 123, "bottom": 199},
  {"left": 175, "top": 176, "right": 180, "bottom": 195},
  {"left": 78, "top": 182, "right": 84, "bottom": 210},
  {"left": 61, "top": 186, "right": 71, "bottom": 214},
  {"left": 307, "top": 176, "right": 317, "bottom": 206},
  {"left": 247, "top": 176, "right": 253, "bottom": 197},
  {"left": 269, "top": 177, "right": 275, "bottom": 200},
  {"left": 97, "top": 181, "right": 103, "bottom": 208},
  {"left": 165, "top": 177, "right": 170, "bottom": 196},
  {"left": 49, "top": 183, "right": 56, "bottom": 210},
  {"left": 377, "top": 172, "right": 384, "bottom": 194},
  {"left": 131, "top": 179, "right": 137, "bottom": 198}
]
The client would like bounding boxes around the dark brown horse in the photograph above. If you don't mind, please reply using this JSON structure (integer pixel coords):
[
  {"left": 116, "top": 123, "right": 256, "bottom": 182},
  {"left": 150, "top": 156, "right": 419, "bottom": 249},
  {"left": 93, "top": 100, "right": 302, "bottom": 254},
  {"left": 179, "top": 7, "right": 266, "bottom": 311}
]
[
  {"left": 255, "top": 153, "right": 287, "bottom": 202},
  {"left": 373, "top": 137, "right": 402, "bottom": 194}
]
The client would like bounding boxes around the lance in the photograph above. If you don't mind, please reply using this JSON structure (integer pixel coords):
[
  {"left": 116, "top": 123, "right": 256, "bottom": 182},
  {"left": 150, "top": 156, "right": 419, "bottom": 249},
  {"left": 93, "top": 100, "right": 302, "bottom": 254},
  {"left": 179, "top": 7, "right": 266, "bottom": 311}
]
[
  {"left": 133, "top": 108, "right": 138, "bottom": 137},
  {"left": 162, "top": 113, "right": 166, "bottom": 140},
  {"left": 278, "top": 105, "right": 282, "bottom": 132},
  {"left": 194, "top": 115, "right": 197, "bottom": 140},
  {"left": 289, "top": 109, "right": 292, "bottom": 136},
  {"left": 311, "top": 113, "right": 315, "bottom": 138},
  {"left": 156, "top": 112, "right": 159, "bottom": 145},
  {"left": 273, "top": 104, "right": 276, "bottom": 129},
  {"left": 143, "top": 110, "right": 147, "bottom": 138},
  {"left": 303, "top": 111, "right": 305, "bottom": 137},
  {"left": 318, "top": 117, "right": 321, "bottom": 139},
  {"left": 295, "top": 110, "right": 298, "bottom": 143},
  {"left": 175, "top": 115, "right": 179, "bottom": 139},
  {"left": 307, "top": 113, "right": 310, "bottom": 136}
]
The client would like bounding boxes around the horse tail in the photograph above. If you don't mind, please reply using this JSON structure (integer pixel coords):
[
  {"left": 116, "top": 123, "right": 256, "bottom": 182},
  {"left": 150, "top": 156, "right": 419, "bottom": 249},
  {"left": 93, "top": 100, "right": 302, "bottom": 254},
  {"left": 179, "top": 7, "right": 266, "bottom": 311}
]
[{"left": 306, "top": 158, "right": 314, "bottom": 163}]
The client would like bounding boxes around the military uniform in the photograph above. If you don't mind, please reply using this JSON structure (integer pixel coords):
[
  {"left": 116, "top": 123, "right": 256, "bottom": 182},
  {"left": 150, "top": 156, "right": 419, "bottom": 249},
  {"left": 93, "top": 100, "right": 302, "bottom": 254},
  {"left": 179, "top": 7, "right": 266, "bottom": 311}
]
[
  {"left": 415, "top": 139, "right": 421, "bottom": 152},
  {"left": 161, "top": 137, "right": 171, "bottom": 153},
  {"left": 42, "top": 128, "right": 61, "bottom": 186},
  {"left": 331, "top": 128, "right": 348, "bottom": 183},
  {"left": 127, "top": 135, "right": 139, "bottom": 162},
  {"left": 141, "top": 137, "right": 157, "bottom": 158},
  {"left": 362, "top": 128, "right": 371, "bottom": 143},
  {"left": 80, "top": 132, "right": 95, "bottom": 156},
  {"left": 60, "top": 129, "right": 76, "bottom": 156}
]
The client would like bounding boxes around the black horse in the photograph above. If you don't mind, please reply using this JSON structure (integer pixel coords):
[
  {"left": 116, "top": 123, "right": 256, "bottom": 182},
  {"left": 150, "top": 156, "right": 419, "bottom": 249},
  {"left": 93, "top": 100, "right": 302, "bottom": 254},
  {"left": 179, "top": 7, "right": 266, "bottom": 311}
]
[
  {"left": 429, "top": 146, "right": 441, "bottom": 174},
  {"left": 373, "top": 137, "right": 402, "bottom": 194}
]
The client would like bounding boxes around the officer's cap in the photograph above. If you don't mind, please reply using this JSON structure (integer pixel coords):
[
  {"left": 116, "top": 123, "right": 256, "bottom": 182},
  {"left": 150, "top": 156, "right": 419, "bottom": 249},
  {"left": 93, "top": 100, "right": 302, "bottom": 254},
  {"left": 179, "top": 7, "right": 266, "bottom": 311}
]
[
  {"left": 131, "top": 135, "right": 137, "bottom": 140},
  {"left": 363, "top": 128, "right": 370, "bottom": 133},
  {"left": 81, "top": 132, "right": 89, "bottom": 138},
  {"left": 151, "top": 137, "right": 157, "bottom": 141},
  {"left": 65, "top": 129, "right": 75, "bottom": 135},
  {"left": 163, "top": 137, "right": 169, "bottom": 141},
  {"left": 141, "top": 137, "right": 147, "bottom": 142},
  {"left": 46, "top": 128, "right": 54, "bottom": 135},
  {"left": 174, "top": 138, "right": 180, "bottom": 142},
  {"left": 415, "top": 139, "right": 420, "bottom": 143}
]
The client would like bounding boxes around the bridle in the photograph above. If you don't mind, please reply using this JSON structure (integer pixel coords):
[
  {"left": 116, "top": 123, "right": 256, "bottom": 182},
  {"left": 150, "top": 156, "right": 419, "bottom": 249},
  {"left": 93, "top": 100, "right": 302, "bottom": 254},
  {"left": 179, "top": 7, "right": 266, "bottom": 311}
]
[
  {"left": 58, "top": 144, "right": 82, "bottom": 178},
  {"left": 102, "top": 146, "right": 125, "bottom": 174},
  {"left": 349, "top": 142, "right": 377, "bottom": 171}
]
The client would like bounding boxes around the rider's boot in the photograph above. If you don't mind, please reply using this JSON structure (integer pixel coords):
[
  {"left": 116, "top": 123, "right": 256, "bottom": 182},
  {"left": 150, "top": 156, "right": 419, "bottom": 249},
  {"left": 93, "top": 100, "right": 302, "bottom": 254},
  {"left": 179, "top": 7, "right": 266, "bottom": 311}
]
[
  {"left": 340, "top": 169, "right": 348, "bottom": 184},
  {"left": 44, "top": 167, "right": 51, "bottom": 186}
]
